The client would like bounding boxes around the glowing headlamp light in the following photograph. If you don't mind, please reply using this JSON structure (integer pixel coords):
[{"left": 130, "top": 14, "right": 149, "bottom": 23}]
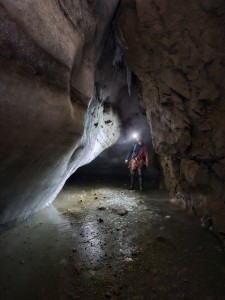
[{"left": 132, "top": 133, "right": 138, "bottom": 139}]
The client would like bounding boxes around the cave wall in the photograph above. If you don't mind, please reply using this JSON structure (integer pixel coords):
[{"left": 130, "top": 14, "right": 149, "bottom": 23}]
[
  {"left": 119, "top": 0, "right": 225, "bottom": 236},
  {"left": 0, "top": 0, "right": 126, "bottom": 226},
  {"left": 1, "top": 0, "right": 224, "bottom": 236}
]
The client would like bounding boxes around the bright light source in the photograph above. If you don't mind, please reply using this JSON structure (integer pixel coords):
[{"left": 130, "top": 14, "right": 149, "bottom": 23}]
[{"left": 132, "top": 133, "right": 138, "bottom": 139}]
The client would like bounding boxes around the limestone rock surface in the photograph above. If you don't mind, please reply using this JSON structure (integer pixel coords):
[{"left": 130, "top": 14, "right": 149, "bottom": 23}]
[
  {"left": 119, "top": 0, "right": 225, "bottom": 237},
  {"left": 0, "top": 0, "right": 124, "bottom": 226}
]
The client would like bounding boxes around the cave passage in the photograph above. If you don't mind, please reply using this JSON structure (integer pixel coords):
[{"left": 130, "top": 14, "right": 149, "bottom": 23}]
[
  {"left": 0, "top": 176, "right": 225, "bottom": 300},
  {"left": 1, "top": 0, "right": 225, "bottom": 299}
]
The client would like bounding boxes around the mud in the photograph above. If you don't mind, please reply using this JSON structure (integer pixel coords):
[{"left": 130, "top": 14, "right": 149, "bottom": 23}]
[{"left": 0, "top": 178, "right": 225, "bottom": 300}]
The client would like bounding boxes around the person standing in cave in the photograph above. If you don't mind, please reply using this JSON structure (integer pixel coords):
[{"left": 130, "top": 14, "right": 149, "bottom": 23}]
[{"left": 125, "top": 135, "right": 149, "bottom": 191}]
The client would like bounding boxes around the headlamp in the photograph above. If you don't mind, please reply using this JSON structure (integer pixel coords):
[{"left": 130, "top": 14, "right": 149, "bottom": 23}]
[{"left": 132, "top": 133, "right": 138, "bottom": 139}]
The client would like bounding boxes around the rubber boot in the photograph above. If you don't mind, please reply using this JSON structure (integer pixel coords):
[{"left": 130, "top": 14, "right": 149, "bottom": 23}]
[
  {"left": 129, "top": 174, "right": 135, "bottom": 190},
  {"left": 139, "top": 176, "right": 144, "bottom": 191}
]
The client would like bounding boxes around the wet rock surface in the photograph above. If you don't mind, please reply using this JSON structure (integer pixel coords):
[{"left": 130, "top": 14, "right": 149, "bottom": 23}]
[{"left": 0, "top": 178, "right": 225, "bottom": 300}]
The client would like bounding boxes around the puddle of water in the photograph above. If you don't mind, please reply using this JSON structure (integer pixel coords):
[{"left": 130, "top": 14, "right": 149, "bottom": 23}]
[{"left": 0, "top": 179, "right": 225, "bottom": 300}]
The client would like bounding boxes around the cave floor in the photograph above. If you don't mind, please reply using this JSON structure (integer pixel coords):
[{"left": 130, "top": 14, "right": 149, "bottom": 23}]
[{"left": 0, "top": 177, "right": 225, "bottom": 300}]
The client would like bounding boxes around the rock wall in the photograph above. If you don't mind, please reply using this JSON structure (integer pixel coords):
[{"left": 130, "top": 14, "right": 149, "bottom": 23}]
[
  {"left": 119, "top": 0, "right": 225, "bottom": 239},
  {"left": 0, "top": 0, "right": 125, "bottom": 227},
  {"left": 1, "top": 0, "right": 224, "bottom": 238}
]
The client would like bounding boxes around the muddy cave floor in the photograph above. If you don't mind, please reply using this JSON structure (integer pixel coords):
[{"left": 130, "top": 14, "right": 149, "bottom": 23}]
[{"left": 1, "top": 176, "right": 225, "bottom": 300}]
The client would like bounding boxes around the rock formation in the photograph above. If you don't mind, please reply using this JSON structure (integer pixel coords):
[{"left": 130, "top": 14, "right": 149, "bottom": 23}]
[
  {"left": 0, "top": 0, "right": 224, "bottom": 241},
  {"left": 118, "top": 0, "right": 225, "bottom": 240},
  {"left": 0, "top": 0, "right": 127, "bottom": 226}
]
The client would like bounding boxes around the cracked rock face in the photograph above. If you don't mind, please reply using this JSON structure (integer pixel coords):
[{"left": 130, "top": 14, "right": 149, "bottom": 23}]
[
  {"left": 0, "top": 0, "right": 124, "bottom": 226},
  {"left": 119, "top": 0, "right": 225, "bottom": 236}
]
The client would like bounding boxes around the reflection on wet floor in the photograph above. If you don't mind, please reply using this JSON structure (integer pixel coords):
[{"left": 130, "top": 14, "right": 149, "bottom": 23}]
[{"left": 0, "top": 178, "right": 225, "bottom": 300}]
